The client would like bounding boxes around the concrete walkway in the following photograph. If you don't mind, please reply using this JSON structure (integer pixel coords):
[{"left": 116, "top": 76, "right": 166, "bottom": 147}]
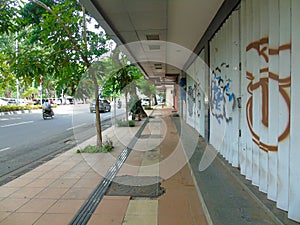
[
  {"left": 0, "top": 108, "right": 208, "bottom": 225},
  {"left": 1, "top": 106, "right": 295, "bottom": 225}
]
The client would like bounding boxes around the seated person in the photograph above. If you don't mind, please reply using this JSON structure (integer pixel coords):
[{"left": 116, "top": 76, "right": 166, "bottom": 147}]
[{"left": 43, "top": 99, "right": 54, "bottom": 115}]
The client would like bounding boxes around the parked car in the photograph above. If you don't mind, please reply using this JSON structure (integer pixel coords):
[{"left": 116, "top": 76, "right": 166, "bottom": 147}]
[
  {"left": 7, "top": 99, "right": 17, "bottom": 105},
  {"left": 141, "top": 98, "right": 150, "bottom": 106},
  {"left": 89, "top": 99, "right": 111, "bottom": 113},
  {"left": 33, "top": 99, "right": 45, "bottom": 105}
]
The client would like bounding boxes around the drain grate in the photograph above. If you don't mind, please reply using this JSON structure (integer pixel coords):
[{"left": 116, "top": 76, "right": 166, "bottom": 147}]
[
  {"left": 106, "top": 175, "right": 165, "bottom": 197},
  {"left": 68, "top": 117, "right": 150, "bottom": 225}
]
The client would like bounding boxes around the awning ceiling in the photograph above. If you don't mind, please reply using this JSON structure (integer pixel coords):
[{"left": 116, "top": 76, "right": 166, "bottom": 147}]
[{"left": 80, "top": 0, "right": 224, "bottom": 85}]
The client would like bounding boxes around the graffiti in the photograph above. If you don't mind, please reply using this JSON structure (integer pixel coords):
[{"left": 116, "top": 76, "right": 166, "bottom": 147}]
[
  {"left": 211, "top": 63, "right": 236, "bottom": 124},
  {"left": 246, "top": 37, "right": 291, "bottom": 152},
  {"left": 187, "top": 81, "right": 203, "bottom": 118},
  {"left": 187, "top": 85, "right": 195, "bottom": 116},
  {"left": 179, "top": 78, "right": 187, "bottom": 101},
  {"left": 196, "top": 88, "right": 201, "bottom": 118}
]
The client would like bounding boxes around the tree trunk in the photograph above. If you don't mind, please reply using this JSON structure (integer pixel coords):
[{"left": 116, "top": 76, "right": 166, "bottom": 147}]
[
  {"left": 125, "top": 90, "right": 128, "bottom": 121},
  {"left": 91, "top": 70, "right": 102, "bottom": 146},
  {"left": 113, "top": 96, "right": 117, "bottom": 125}
]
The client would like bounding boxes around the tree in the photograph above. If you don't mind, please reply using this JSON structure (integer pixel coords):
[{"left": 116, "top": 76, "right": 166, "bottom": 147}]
[
  {"left": 105, "top": 61, "right": 148, "bottom": 121},
  {"left": 137, "top": 79, "right": 156, "bottom": 106},
  {"left": 20, "top": 0, "right": 111, "bottom": 146},
  {"left": 0, "top": 0, "right": 23, "bottom": 34}
]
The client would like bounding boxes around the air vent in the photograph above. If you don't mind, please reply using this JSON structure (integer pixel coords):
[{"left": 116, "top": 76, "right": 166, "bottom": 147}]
[
  {"left": 154, "top": 63, "right": 162, "bottom": 70},
  {"left": 146, "top": 34, "right": 160, "bottom": 40},
  {"left": 149, "top": 45, "right": 160, "bottom": 50}
]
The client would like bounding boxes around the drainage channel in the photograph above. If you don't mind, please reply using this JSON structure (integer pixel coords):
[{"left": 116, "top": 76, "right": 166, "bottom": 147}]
[{"left": 68, "top": 116, "right": 150, "bottom": 225}]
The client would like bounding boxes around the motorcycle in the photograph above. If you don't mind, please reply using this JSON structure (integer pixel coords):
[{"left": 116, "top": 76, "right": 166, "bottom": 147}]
[
  {"left": 117, "top": 100, "right": 122, "bottom": 109},
  {"left": 43, "top": 108, "right": 54, "bottom": 119}
]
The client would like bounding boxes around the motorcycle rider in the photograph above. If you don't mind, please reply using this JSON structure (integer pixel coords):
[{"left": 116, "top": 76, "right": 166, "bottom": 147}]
[
  {"left": 117, "top": 98, "right": 122, "bottom": 108},
  {"left": 43, "top": 99, "right": 54, "bottom": 116}
]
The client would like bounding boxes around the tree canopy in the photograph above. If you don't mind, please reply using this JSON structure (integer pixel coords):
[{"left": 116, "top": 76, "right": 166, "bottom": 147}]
[{"left": 0, "top": 0, "right": 110, "bottom": 98}]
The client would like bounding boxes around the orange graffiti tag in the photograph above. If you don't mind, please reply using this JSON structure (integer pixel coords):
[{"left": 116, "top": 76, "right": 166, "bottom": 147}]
[{"left": 246, "top": 37, "right": 291, "bottom": 152}]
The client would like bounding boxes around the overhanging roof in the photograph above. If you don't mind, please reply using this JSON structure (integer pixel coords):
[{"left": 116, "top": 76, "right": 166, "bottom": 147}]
[{"left": 80, "top": 0, "right": 225, "bottom": 85}]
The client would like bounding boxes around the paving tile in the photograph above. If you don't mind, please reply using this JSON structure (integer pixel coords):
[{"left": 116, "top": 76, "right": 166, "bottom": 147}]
[
  {"left": 49, "top": 178, "right": 79, "bottom": 188},
  {"left": 87, "top": 214, "right": 123, "bottom": 225},
  {"left": 88, "top": 196, "right": 130, "bottom": 225},
  {"left": 46, "top": 199, "right": 84, "bottom": 214},
  {"left": 3, "top": 178, "right": 34, "bottom": 188},
  {"left": 62, "top": 187, "right": 94, "bottom": 200},
  {"left": 0, "top": 212, "right": 42, "bottom": 225},
  {"left": 16, "top": 198, "right": 57, "bottom": 213},
  {"left": 85, "top": 170, "right": 103, "bottom": 180},
  {"left": 26, "top": 178, "right": 56, "bottom": 188},
  {"left": 51, "top": 165, "right": 74, "bottom": 172},
  {"left": 9, "top": 187, "right": 44, "bottom": 199},
  {"left": 72, "top": 177, "right": 99, "bottom": 189},
  {"left": 70, "top": 162, "right": 91, "bottom": 172},
  {"left": 158, "top": 176, "right": 207, "bottom": 225},
  {"left": 94, "top": 196, "right": 130, "bottom": 215},
  {"left": 18, "top": 171, "right": 45, "bottom": 179},
  {"left": 0, "top": 198, "right": 29, "bottom": 212},
  {"left": 61, "top": 171, "right": 86, "bottom": 179},
  {"left": 31, "top": 164, "right": 57, "bottom": 173},
  {"left": 0, "top": 212, "right": 10, "bottom": 222},
  {"left": 126, "top": 199, "right": 158, "bottom": 216},
  {"left": 35, "top": 187, "right": 69, "bottom": 199},
  {"left": 118, "top": 164, "right": 140, "bottom": 176},
  {"left": 33, "top": 213, "right": 73, "bottom": 225},
  {"left": 122, "top": 214, "right": 157, "bottom": 225},
  {"left": 0, "top": 187, "right": 18, "bottom": 198},
  {"left": 39, "top": 171, "right": 65, "bottom": 179}
]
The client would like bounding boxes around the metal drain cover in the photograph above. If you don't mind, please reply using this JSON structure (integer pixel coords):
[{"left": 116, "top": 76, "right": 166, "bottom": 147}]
[{"left": 106, "top": 175, "right": 165, "bottom": 197}]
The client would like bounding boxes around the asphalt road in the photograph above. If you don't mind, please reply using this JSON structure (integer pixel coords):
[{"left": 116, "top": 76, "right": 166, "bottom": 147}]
[{"left": 0, "top": 103, "right": 125, "bottom": 185}]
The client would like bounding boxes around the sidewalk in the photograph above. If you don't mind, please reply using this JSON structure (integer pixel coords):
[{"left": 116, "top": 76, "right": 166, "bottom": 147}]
[
  {"left": 0, "top": 108, "right": 208, "bottom": 225},
  {"left": 1, "top": 106, "right": 293, "bottom": 225}
]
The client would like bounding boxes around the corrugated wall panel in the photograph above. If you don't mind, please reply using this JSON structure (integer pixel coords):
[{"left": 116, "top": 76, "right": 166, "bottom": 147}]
[
  {"left": 245, "top": 0, "right": 253, "bottom": 181},
  {"left": 267, "top": 0, "right": 279, "bottom": 202},
  {"left": 186, "top": 69, "right": 196, "bottom": 129},
  {"left": 289, "top": 0, "right": 300, "bottom": 221},
  {"left": 224, "top": 18, "right": 231, "bottom": 163},
  {"left": 194, "top": 52, "right": 206, "bottom": 137},
  {"left": 250, "top": 0, "right": 261, "bottom": 187},
  {"left": 203, "top": 0, "right": 299, "bottom": 221},
  {"left": 209, "top": 12, "right": 241, "bottom": 169},
  {"left": 277, "top": 0, "right": 291, "bottom": 211},
  {"left": 258, "top": 0, "right": 269, "bottom": 194},
  {"left": 199, "top": 50, "right": 206, "bottom": 137},
  {"left": 231, "top": 10, "right": 240, "bottom": 168},
  {"left": 239, "top": 0, "right": 247, "bottom": 175}
]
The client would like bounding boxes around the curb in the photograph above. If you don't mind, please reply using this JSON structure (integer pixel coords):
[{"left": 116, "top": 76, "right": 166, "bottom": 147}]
[
  {"left": 0, "top": 110, "right": 33, "bottom": 116},
  {"left": 187, "top": 161, "right": 213, "bottom": 225}
]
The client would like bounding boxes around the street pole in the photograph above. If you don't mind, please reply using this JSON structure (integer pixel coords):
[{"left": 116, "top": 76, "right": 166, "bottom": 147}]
[
  {"left": 39, "top": 75, "right": 43, "bottom": 106},
  {"left": 15, "top": 33, "right": 20, "bottom": 105},
  {"left": 16, "top": 79, "right": 19, "bottom": 104}
]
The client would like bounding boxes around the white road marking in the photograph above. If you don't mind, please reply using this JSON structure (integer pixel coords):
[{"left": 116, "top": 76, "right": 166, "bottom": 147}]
[
  {"left": 1, "top": 121, "right": 34, "bottom": 128},
  {"left": 0, "top": 147, "right": 10, "bottom": 152},
  {"left": 0, "top": 117, "right": 22, "bottom": 121},
  {"left": 66, "top": 123, "right": 86, "bottom": 131}
]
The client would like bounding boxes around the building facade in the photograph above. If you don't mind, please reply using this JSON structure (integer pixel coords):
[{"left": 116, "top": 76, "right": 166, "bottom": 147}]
[{"left": 181, "top": 0, "right": 300, "bottom": 222}]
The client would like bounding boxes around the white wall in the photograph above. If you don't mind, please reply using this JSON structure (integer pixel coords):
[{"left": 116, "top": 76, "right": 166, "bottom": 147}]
[
  {"left": 209, "top": 9, "right": 241, "bottom": 167},
  {"left": 183, "top": 0, "right": 300, "bottom": 222},
  {"left": 210, "top": 0, "right": 299, "bottom": 222},
  {"left": 185, "top": 54, "right": 206, "bottom": 137}
]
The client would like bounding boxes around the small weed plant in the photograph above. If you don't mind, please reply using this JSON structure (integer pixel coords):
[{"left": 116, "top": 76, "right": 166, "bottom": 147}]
[
  {"left": 76, "top": 136, "right": 113, "bottom": 153},
  {"left": 115, "top": 119, "right": 135, "bottom": 127}
]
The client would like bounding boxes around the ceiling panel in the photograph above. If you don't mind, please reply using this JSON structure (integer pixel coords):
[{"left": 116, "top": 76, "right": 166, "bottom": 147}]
[{"left": 81, "top": 0, "right": 225, "bottom": 82}]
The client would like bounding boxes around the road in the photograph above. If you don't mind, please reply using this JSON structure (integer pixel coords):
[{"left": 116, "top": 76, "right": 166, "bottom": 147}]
[{"left": 0, "top": 104, "right": 125, "bottom": 185}]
